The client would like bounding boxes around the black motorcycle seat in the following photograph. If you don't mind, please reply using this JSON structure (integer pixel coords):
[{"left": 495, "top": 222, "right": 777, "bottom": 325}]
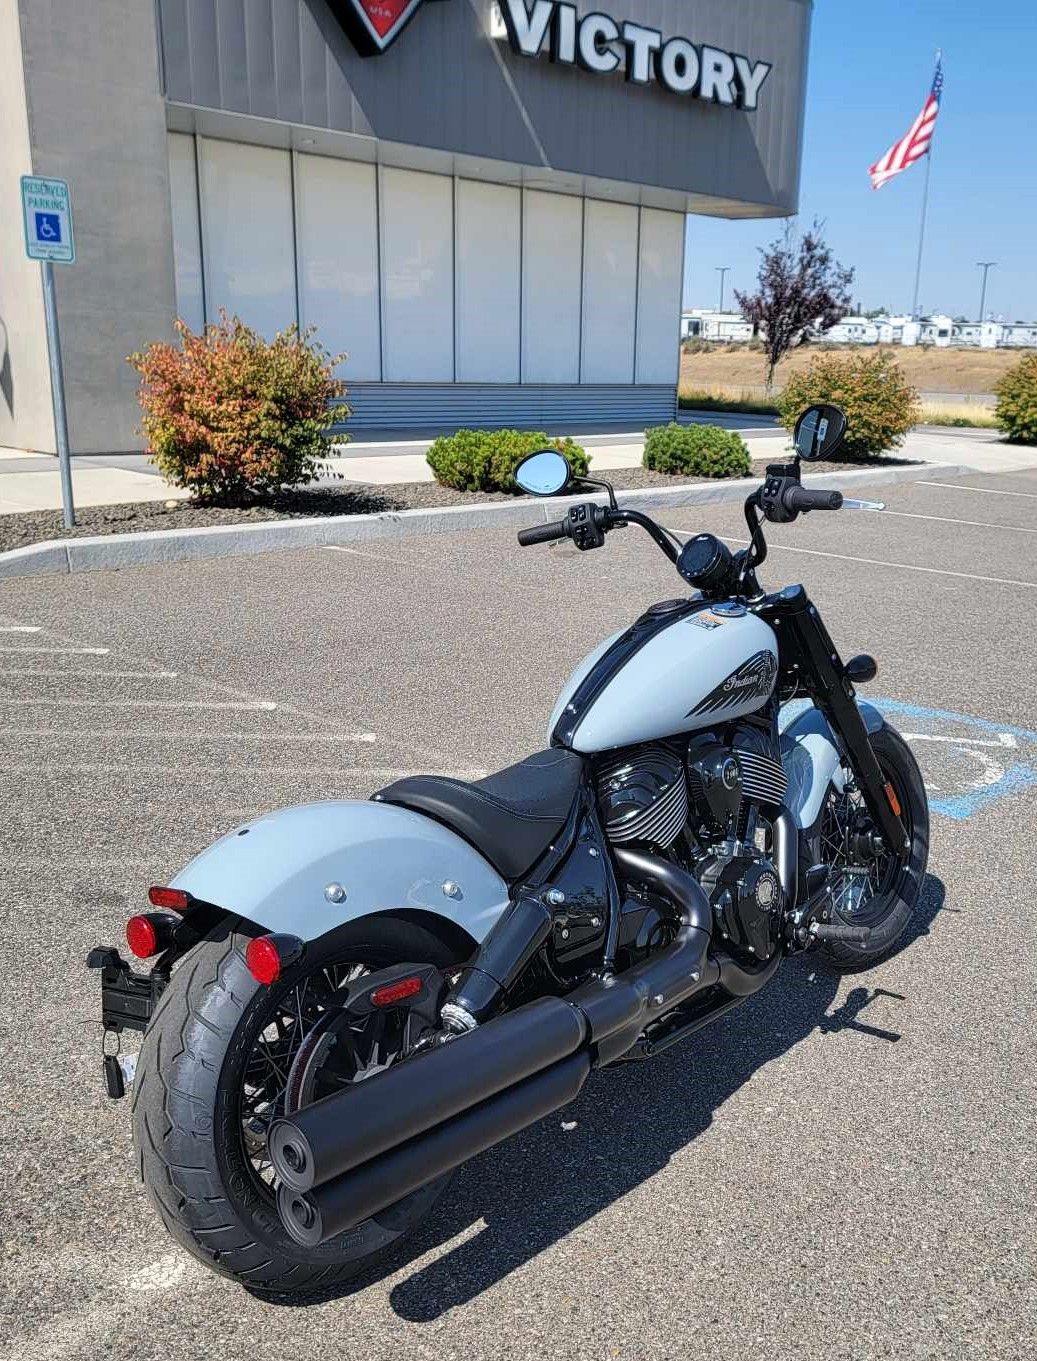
[{"left": 374, "top": 748, "right": 585, "bottom": 882}]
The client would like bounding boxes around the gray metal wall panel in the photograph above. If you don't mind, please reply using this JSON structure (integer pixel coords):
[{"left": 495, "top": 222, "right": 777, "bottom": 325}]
[
  {"left": 299, "top": 0, "right": 331, "bottom": 127},
  {"left": 334, "top": 383, "right": 677, "bottom": 430},
  {"left": 245, "top": 0, "right": 278, "bottom": 120},
  {"left": 186, "top": 0, "right": 221, "bottom": 103},
  {"left": 271, "top": 0, "right": 305, "bottom": 124},
  {"left": 159, "top": 0, "right": 811, "bottom": 213},
  {"left": 216, "top": 0, "right": 249, "bottom": 111},
  {"left": 159, "top": 0, "right": 190, "bottom": 96}
]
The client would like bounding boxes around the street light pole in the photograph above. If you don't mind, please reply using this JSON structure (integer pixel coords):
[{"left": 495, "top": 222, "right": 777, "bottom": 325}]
[
  {"left": 976, "top": 261, "right": 997, "bottom": 322},
  {"left": 715, "top": 267, "right": 731, "bottom": 313}
]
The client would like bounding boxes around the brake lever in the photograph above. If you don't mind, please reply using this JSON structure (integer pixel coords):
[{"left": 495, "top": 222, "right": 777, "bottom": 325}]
[{"left": 841, "top": 498, "right": 886, "bottom": 511}]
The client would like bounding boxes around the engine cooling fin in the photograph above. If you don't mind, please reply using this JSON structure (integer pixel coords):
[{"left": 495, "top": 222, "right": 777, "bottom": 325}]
[
  {"left": 596, "top": 745, "right": 689, "bottom": 848},
  {"left": 734, "top": 748, "right": 787, "bottom": 806}
]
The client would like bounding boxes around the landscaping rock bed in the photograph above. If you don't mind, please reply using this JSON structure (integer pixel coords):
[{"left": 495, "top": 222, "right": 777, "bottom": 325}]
[{"left": 0, "top": 457, "right": 916, "bottom": 554}]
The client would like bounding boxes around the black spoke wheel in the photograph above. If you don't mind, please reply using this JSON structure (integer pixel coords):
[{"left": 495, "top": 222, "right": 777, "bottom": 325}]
[
  {"left": 133, "top": 915, "right": 464, "bottom": 1297},
  {"left": 238, "top": 960, "right": 418, "bottom": 1192},
  {"left": 812, "top": 723, "right": 929, "bottom": 969}
]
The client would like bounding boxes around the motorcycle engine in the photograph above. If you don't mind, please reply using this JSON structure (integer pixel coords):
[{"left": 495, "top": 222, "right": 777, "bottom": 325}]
[{"left": 596, "top": 723, "right": 788, "bottom": 963}]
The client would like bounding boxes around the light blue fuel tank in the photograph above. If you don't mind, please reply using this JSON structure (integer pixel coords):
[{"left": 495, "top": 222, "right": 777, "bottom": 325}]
[{"left": 549, "top": 602, "right": 779, "bottom": 754}]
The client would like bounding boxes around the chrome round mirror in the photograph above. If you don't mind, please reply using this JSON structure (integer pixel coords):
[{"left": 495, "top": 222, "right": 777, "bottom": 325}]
[
  {"left": 514, "top": 449, "right": 572, "bottom": 497},
  {"left": 793, "top": 404, "right": 847, "bottom": 461}
]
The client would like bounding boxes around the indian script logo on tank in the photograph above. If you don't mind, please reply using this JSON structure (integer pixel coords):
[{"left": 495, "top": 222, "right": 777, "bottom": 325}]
[
  {"left": 688, "top": 651, "right": 778, "bottom": 717},
  {"left": 333, "top": 0, "right": 445, "bottom": 55}
]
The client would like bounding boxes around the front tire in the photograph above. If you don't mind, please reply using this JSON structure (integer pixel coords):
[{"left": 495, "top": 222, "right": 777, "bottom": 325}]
[
  {"left": 814, "top": 723, "right": 929, "bottom": 969},
  {"left": 132, "top": 916, "right": 459, "bottom": 1297}
]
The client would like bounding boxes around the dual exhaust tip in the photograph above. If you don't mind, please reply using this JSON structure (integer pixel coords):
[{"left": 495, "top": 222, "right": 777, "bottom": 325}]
[{"left": 269, "top": 849, "right": 721, "bottom": 1247}]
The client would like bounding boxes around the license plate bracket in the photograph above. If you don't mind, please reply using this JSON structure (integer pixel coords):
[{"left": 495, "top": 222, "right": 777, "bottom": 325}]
[{"left": 87, "top": 946, "right": 166, "bottom": 1034}]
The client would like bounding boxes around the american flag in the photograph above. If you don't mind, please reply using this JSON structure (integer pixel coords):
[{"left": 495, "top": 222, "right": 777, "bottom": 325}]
[{"left": 869, "top": 58, "right": 944, "bottom": 190}]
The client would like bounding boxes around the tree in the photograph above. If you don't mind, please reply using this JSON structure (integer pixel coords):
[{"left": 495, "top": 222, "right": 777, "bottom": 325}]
[{"left": 735, "top": 220, "right": 855, "bottom": 387}]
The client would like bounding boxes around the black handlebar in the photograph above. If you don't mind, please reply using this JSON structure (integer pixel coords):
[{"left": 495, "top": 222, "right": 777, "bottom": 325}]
[
  {"left": 517, "top": 469, "right": 845, "bottom": 570},
  {"left": 782, "top": 485, "right": 844, "bottom": 513},
  {"left": 517, "top": 520, "right": 569, "bottom": 546}
]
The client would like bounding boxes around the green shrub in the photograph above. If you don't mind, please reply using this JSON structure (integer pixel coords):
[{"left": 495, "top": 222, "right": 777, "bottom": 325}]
[
  {"left": 425, "top": 429, "right": 588, "bottom": 493},
  {"left": 129, "top": 312, "right": 346, "bottom": 503},
  {"left": 994, "top": 353, "right": 1037, "bottom": 443},
  {"left": 642, "top": 423, "right": 751, "bottom": 478},
  {"left": 775, "top": 350, "right": 919, "bottom": 460}
]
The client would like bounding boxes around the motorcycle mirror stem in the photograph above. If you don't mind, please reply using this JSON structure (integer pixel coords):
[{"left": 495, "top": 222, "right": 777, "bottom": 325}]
[{"left": 575, "top": 472, "right": 618, "bottom": 510}]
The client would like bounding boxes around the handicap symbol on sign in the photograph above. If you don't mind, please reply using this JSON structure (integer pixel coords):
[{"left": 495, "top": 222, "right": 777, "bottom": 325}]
[
  {"left": 35, "top": 211, "right": 61, "bottom": 243},
  {"left": 873, "top": 699, "right": 1037, "bottom": 820}
]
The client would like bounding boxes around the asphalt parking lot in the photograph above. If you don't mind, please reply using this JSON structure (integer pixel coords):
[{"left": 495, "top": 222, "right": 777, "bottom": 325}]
[{"left": 1, "top": 466, "right": 1035, "bottom": 1360}]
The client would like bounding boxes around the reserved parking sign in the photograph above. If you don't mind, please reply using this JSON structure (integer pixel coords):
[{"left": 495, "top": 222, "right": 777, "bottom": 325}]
[{"left": 21, "top": 175, "right": 75, "bottom": 263}]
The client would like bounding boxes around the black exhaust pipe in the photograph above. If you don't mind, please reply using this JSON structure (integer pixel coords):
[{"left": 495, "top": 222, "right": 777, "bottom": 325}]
[
  {"left": 272, "top": 851, "right": 720, "bottom": 1243},
  {"left": 269, "top": 995, "right": 587, "bottom": 1193},
  {"left": 278, "top": 1052, "right": 591, "bottom": 1246}
]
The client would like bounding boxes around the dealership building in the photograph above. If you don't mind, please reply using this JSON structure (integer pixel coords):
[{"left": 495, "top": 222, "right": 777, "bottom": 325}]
[{"left": 1, "top": 0, "right": 810, "bottom": 452}]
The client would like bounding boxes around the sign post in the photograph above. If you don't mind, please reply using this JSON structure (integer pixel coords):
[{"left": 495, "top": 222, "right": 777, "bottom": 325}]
[{"left": 21, "top": 175, "right": 76, "bottom": 528}]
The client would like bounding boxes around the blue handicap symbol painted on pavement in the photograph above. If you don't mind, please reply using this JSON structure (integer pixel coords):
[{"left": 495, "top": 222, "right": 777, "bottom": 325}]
[
  {"left": 872, "top": 699, "right": 1037, "bottom": 820},
  {"left": 35, "top": 211, "right": 61, "bottom": 243}
]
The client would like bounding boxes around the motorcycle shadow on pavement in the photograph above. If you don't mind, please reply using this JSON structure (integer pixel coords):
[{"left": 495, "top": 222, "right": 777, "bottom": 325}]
[{"left": 273, "top": 874, "right": 946, "bottom": 1317}]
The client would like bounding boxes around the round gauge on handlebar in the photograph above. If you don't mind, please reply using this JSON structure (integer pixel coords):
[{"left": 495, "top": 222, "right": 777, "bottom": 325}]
[{"left": 677, "top": 533, "right": 735, "bottom": 593}]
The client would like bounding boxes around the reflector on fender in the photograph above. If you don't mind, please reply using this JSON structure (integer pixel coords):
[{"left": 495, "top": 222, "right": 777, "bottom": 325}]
[
  {"left": 884, "top": 781, "right": 902, "bottom": 817},
  {"left": 148, "top": 886, "right": 190, "bottom": 911},
  {"left": 245, "top": 934, "right": 304, "bottom": 987},
  {"left": 370, "top": 976, "right": 423, "bottom": 1008}
]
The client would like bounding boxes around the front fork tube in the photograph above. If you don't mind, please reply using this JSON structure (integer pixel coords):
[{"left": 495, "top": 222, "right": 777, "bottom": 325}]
[{"left": 771, "top": 589, "right": 910, "bottom": 856}]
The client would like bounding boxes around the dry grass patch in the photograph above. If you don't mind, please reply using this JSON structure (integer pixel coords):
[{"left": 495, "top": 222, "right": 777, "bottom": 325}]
[{"left": 680, "top": 344, "right": 1031, "bottom": 396}]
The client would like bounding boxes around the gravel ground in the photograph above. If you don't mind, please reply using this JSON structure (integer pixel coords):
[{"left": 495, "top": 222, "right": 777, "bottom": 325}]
[
  {"left": 0, "top": 467, "right": 1033, "bottom": 1360},
  {"left": 0, "top": 458, "right": 914, "bottom": 551}
]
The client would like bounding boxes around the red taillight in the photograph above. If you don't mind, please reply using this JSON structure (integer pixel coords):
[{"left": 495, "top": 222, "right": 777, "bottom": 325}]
[
  {"left": 126, "top": 914, "right": 160, "bottom": 959},
  {"left": 370, "top": 976, "right": 423, "bottom": 1008},
  {"left": 245, "top": 936, "right": 284, "bottom": 986},
  {"left": 148, "top": 886, "right": 190, "bottom": 911}
]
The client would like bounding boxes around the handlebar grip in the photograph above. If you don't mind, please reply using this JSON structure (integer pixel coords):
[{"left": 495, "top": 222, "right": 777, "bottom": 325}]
[
  {"left": 517, "top": 519, "right": 569, "bottom": 546},
  {"left": 783, "top": 486, "right": 844, "bottom": 513}
]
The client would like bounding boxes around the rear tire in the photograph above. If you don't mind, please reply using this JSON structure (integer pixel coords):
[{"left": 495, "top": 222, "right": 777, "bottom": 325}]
[
  {"left": 132, "top": 915, "right": 459, "bottom": 1297},
  {"left": 814, "top": 723, "right": 929, "bottom": 970}
]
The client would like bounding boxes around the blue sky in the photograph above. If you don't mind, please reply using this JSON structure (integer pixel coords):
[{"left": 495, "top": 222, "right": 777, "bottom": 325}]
[{"left": 683, "top": 1, "right": 1037, "bottom": 321}]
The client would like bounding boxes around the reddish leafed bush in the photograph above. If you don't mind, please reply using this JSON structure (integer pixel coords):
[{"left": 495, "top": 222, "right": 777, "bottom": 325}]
[{"left": 129, "top": 313, "right": 347, "bottom": 503}]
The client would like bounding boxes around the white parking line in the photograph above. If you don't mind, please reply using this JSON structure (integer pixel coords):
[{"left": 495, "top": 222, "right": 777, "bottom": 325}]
[
  {"left": 0, "top": 763, "right": 484, "bottom": 777},
  {"left": 878, "top": 509, "right": 1037, "bottom": 534},
  {"left": 901, "top": 732, "right": 1018, "bottom": 749},
  {"left": 0, "top": 645, "right": 109, "bottom": 654},
  {"left": 919, "top": 480, "right": 1037, "bottom": 499},
  {"left": 0, "top": 697, "right": 278, "bottom": 711},
  {"left": 0, "top": 625, "right": 41, "bottom": 633},
  {"left": 325, "top": 544, "right": 412, "bottom": 564},
  {"left": 0, "top": 727, "right": 379, "bottom": 742},
  {"left": 0, "top": 668, "right": 179, "bottom": 678},
  {"left": 698, "top": 535, "right": 1037, "bottom": 590}
]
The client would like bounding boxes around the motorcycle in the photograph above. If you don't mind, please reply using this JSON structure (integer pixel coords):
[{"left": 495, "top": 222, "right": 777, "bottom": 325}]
[{"left": 88, "top": 404, "right": 928, "bottom": 1295}]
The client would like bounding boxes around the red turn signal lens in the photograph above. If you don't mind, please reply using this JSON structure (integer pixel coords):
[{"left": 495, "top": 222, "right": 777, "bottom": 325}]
[
  {"left": 148, "top": 886, "right": 190, "bottom": 911},
  {"left": 125, "top": 914, "right": 160, "bottom": 959},
  {"left": 245, "top": 936, "right": 285, "bottom": 986},
  {"left": 370, "top": 976, "right": 423, "bottom": 1008}
]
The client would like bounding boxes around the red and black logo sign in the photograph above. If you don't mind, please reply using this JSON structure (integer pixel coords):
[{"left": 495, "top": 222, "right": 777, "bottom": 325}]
[{"left": 331, "top": 0, "right": 444, "bottom": 56}]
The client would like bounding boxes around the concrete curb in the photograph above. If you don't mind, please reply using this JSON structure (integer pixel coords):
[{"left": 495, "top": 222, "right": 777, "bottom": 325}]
[{"left": 0, "top": 462, "right": 970, "bottom": 580}]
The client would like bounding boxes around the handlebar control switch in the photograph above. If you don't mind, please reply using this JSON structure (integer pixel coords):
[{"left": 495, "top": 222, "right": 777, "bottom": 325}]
[
  {"left": 677, "top": 533, "right": 735, "bottom": 593},
  {"left": 566, "top": 502, "right": 608, "bottom": 551}
]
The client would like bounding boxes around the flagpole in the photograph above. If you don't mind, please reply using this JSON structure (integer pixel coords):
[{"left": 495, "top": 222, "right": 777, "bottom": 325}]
[
  {"left": 910, "top": 48, "right": 941, "bottom": 319},
  {"left": 910, "top": 149, "right": 932, "bottom": 318}
]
